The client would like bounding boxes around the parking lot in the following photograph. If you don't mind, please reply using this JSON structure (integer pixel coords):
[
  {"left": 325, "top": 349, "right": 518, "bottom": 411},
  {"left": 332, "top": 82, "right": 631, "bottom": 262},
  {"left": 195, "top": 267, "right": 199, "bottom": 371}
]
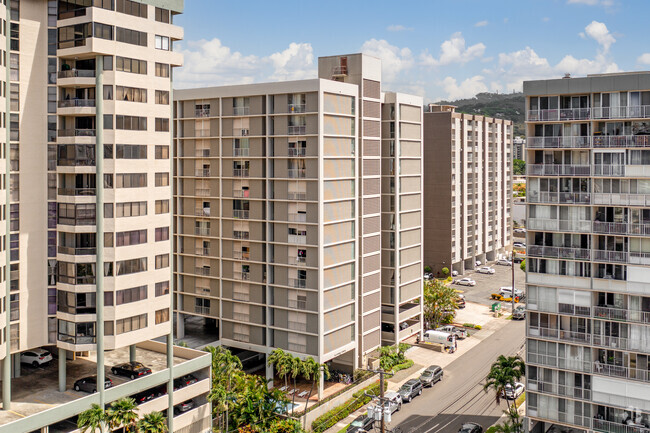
[{"left": 453, "top": 260, "right": 526, "bottom": 307}]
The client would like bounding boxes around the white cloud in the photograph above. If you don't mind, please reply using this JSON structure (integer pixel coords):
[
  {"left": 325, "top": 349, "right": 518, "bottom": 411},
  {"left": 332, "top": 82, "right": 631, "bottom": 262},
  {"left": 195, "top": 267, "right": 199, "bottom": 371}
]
[
  {"left": 584, "top": 21, "right": 615, "bottom": 53},
  {"left": 420, "top": 32, "right": 486, "bottom": 66},
  {"left": 567, "top": 0, "right": 614, "bottom": 6},
  {"left": 387, "top": 24, "right": 412, "bottom": 32},
  {"left": 638, "top": 53, "right": 650, "bottom": 65},
  {"left": 268, "top": 42, "right": 316, "bottom": 81},
  {"left": 360, "top": 39, "right": 414, "bottom": 82},
  {"left": 440, "top": 76, "right": 489, "bottom": 100},
  {"left": 475, "top": 20, "right": 488, "bottom": 27}
]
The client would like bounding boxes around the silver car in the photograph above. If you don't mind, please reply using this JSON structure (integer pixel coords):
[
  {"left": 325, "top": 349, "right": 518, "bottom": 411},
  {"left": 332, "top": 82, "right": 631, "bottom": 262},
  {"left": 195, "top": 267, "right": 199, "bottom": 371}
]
[{"left": 436, "top": 325, "right": 468, "bottom": 339}]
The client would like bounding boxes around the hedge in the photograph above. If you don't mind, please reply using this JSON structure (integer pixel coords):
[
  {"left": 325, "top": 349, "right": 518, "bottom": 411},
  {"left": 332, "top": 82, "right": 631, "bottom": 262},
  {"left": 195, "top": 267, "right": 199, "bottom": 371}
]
[
  {"left": 391, "top": 359, "right": 414, "bottom": 373},
  {"left": 462, "top": 323, "right": 482, "bottom": 330},
  {"left": 311, "top": 382, "right": 380, "bottom": 433}
]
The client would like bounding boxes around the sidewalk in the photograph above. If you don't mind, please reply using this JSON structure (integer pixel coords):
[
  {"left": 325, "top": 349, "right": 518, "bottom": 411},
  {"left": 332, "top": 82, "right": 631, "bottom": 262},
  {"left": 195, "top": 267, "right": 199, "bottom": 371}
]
[{"left": 323, "top": 302, "right": 509, "bottom": 433}]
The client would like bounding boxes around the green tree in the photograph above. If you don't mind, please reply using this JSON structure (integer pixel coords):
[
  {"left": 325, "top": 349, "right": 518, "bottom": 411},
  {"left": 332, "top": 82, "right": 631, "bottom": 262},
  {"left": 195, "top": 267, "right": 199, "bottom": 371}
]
[
  {"left": 289, "top": 355, "right": 304, "bottom": 415},
  {"left": 513, "top": 159, "right": 525, "bottom": 175},
  {"left": 268, "top": 348, "right": 291, "bottom": 389},
  {"left": 270, "top": 418, "right": 305, "bottom": 433},
  {"left": 441, "top": 267, "right": 450, "bottom": 276},
  {"left": 77, "top": 404, "right": 107, "bottom": 433},
  {"left": 423, "top": 279, "right": 459, "bottom": 329},
  {"left": 424, "top": 265, "right": 432, "bottom": 274},
  {"left": 483, "top": 355, "right": 526, "bottom": 412},
  {"left": 301, "top": 357, "right": 329, "bottom": 427},
  {"left": 205, "top": 345, "right": 243, "bottom": 433},
  {"left": 137, "top": 411, "right": 167, "bottom": 433},
  {"left": 520, "top": 259, "right": 525, "bottom": 272},
  {"left": 107, "top": 397, "right": 139, "bottom": 432}
]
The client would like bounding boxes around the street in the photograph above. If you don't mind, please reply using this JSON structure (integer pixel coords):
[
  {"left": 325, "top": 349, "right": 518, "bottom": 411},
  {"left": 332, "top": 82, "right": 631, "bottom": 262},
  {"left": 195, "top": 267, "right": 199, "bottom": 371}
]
[{"left": 389, "top": 318, "right": 526, "bottom": 433}]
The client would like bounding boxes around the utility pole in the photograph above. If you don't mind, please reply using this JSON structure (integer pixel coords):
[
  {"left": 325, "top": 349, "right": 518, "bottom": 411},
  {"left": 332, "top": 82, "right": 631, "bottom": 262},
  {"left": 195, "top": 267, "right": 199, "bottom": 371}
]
[
  {"left": 364, "top": 368, "right": 394, "bottom": 433},
  {"left": 512, "top": 249, "right": 516, "bottom": 313}
]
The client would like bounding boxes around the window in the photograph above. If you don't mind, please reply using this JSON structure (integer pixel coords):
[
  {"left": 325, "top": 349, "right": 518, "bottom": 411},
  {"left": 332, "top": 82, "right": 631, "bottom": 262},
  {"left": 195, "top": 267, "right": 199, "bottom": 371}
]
[
  {"left": 155, "top": 254, "right": 169, "bottom": 269},
  {"left": 155, "top": 200, "right": 169, "bottom": 214},
  {"left": 116, "top": 0, "right": 148, "bottom": 18},
  {"left": 155, "top": 308, "right": 169, "bottom": 324},
  {"left": 288, "top": 332, "right": 307, "bottom": 353},
  {"left": 116, "top": 201, "right": 147, "bottom": 217},
  {"left": 155, "top": 281, "right": 170, "bottom": 296},
  {"left": 93, "top": 23, "right": 113, "bottom": 40},
  {"left": 116, "top": 173, "right": 147, "bottom": 188},
  {"left": 155, "top": 35, "right": 169, "bottom": 51},
  {"left": 155, "top": 7, "right": 170, "bottom": 23},
  {"left": 155, "top": 62, "right": 170, "bottom": 77},
  {"left": 155, "top": 227, "right": 169, "bottom": 241},
  {"left": 116, "top": 229, "right": 147, "bottom": 247},
  {"left": 116, "top": 115, "right": 147, "bottom": 131},
  {"left": 58, "top": 320, "right": 96, "bottom": 344},
  {"left": 116, "top": 257, "right": 147, "bottom": 276},
  {"left": 155, "top": 172, "right": 169, "bottom": 186},
  {"left": 155, "top": 90, "right": 169, "bottom": 105},
  {"left": 115, "top": 56, "right": 147, "bottom": 74},
  {"left": 116, "top": 144, "right": 147, "bottom": 159},
  {"left": 155, "top": 145, "right": 169, "bottom": 159},
  {"left": 116, "top": 86, "right": 147, "bottom": 103},
  {"left": 155, "top": 118, "right": 169, "bottom": 131},
  {"left": 116, "top": 27, "right": 147, "bottom": 47},
  {"left": 116, "top": 285, "right": 147, "bottom": 305},
  {"left": 116, "top": 313, "right": 147, "bottom": 335}
]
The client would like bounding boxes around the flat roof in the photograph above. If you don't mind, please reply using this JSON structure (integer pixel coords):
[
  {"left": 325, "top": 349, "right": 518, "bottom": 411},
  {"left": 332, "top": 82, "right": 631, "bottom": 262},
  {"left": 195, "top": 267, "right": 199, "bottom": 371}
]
[{"left": 524, "top": 71, "right": 650, "bottom": 96}]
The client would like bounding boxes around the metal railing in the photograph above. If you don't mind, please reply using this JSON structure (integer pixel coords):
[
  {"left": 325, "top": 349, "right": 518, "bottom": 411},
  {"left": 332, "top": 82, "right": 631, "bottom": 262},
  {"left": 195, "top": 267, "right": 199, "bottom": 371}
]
[
  {"left": 288, "top": 104, "right": 306, "bottom": 113},
  {"left": 233, "top": 209, "right": 249, "bottom": 219},
  {"left": 58, "top": 187, "right": 96, "bottom": 196},
  {"left": 295, "top": 257, "right": 306, "bottom": 266},
  {"left": 233, "top": 106, "right": 250, "bottom": 116},
  {"left": 558, "top": 303, "right": 591, "bottom": 317},
  {"left": 594, "top": 305, "right": 650, "bottom": 324},
  {"left": 332, "top": 66, "right": 348, "bottom": 75},
  {"left": 527, "top": 245, "right": 590, "bottom": 260},
  {"left": 196, "top": 188, "right": 211, "bottom": 197},
  {"left": 195, "top": 129, "right": 211, "bottom": 137},
  {"left": 233, "top": 231, "right": 249, "bottom": 240},
  {"left": 289, "top": 278, "right": 306, "bottom": 288},
  {"left": 194, "top": 227, "right": 210, "bottom": 236},
  {"left": 233, "top": 169, "right": 250, "bottom": 177},
  {"left": 196, "top": 148, "right": 210, "bottom": 157},
  {"left": 58, "top": 128, "right": 96, "bottom": 137},
  {"left": 288, "top": 147, "right": 306, "bottom": 157},
  {"left": 195, "top": 169, "right": 211, "bottom": 177},
  {"left": 288, "top": 192, "right": 307, "bottom": 200},
  {"left": 58, "top": 216, "right": 96, "bottom": 226},
  {"left": 234, "top": 271, "right": 250, "bottom": 281},
  {"left": 527, "top": 164, "right": 591, "bottom": 176},
  {"left": 527, "top": 108, "right": 591, "bottom": 121},
  {"left": 527, "top": 218, "right": 592, "bottom": 232},
  {"left": 58, "top": 69, "right": 95, "bottom": 79},
  {"left": 593, "top": 165, "right": 626, "bottom": 176},
  {"left": 195, "top": 305, "right": 210, "bottom": 315},
  {"left": 526, "top": 136, "right": 591, "bottom": 149},
  {"left": 236, "top": 128, "right": 249, "bottom": 136},
  {"left": 195, "top": 109, "right": 210, "bottom": 117},
  {"left": 196, "top": 248, "right": 210, "bottom": 256},
  {"left": 288, "top": 299, "right": 307, "bottom": 309},
  {"left": 194, "top": 267, "right": 211, "bottom": 276},
  {"left": 288, "top": 125, "right": 306, "bottom": 135},
  {"left": 288, "top": 213, "right": 307, "bottom": 222},
  {"left": 528, "top": 378, "right": 592, "bottom": 400},
  {"left": 593, "top": 135, "right": 650, "bottom": 148},
  {"left": 232, "top": 190, "right": 249, "bottom": 198},
  {"left": 592, "top": 334, "right": 630, "bottom": 350},
  {"left": 288, "top": 169, "right": 306, "bottom": 178},
  {"left": 288, "top": 321, "right": 307, "bottom": 332},
  {"left": 593, "top": 221, "right": 650, "bottom": 236},
  {"left": 593, "top": 105, "right": 650, "bottom": 120},
  {"left": 233, "top": 148, "right": 249, "bottom": 157},
  {"left": 194, "top": 208, "right": 210, "bottom": 217},
  {"left": 57, "top": 246, "right": 96, "bottom": 255},
  {"left": 233, "top": 251, "right": 250, "bottom": 260},
  {"left": 594, "top": 362, "right": 650, "bottom": 385},
  {"left": 288, "top": 234, "right": 307, "bottom": 245},
  {"left": 58, "top": 99, "right": 96, "bottom": 108},
  {"left": 527, "top": 192, "right": 590, "bottom": 204}
]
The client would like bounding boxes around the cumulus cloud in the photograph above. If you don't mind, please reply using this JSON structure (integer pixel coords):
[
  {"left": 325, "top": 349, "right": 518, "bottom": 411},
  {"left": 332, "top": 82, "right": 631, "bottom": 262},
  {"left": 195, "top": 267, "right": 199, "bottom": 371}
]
[
  {"left": 420, "top": 32, "right": 486, "bottom": 66},
  {"left": 638, "top": 53, "right": 650, "bottom": 65},
  {"left": 440, "top": 76, "right": 489, "bottom": 100},
  {"left": 475, "top": 20, "right": 488, "bottom": 27},
  {"left": 583, "top": 21, "right": 615, "bottom": 53},
  {"left": 387, "top": 24, "right": 412, "bottom": 32},
  {"left": 268, "top": 43, "right": 316, "bottom": 81},
  {"left": 360, "top": 39, "right": 414, "bottom": 82}
]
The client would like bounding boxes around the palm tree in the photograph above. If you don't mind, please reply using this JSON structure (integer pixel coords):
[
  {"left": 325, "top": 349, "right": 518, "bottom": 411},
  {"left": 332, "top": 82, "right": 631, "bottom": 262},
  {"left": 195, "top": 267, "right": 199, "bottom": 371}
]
[
  {"left": 107, "top": 397, "right": 139, "bottom": 432},
  {"left": 301, "top": 357, "right": 329, "bottom": 429},
  {"left": 78, "top": 403, "right": 107, "bottom": 433},
  {"left": 423, "top": 279, "right": 460, "bottom": 329},
  {"left": 268, "top": 348, "right": 291, "bottom": 389},
  {"left": 483, "top": 355, "right": 525, "bottom": 410},
  {"left": 491, "top": 421, "right": 519, "bottom": 433},
  {"left": 204, "top": 345, "right": 243, "bottom": 433},
  {"left": 137, "top": 411, "right": 167, "bottom": 433},
  {"left": 288, "top": 355, "right": 303, "bottom": 415}
]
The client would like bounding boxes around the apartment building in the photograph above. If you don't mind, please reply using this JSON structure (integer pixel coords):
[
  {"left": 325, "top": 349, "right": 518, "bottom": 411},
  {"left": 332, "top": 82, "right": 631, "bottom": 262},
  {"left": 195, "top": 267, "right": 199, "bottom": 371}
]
[
  {"left": 524, "top": 72, "right": 650, "bottom": 433},
  {"left": 514, "top": 136, "right": 526, "bottom": 161},
  {"left": 423, "top": 104, "right": 513, "bottom": 275},
  {"left": 0, "top": 2, "right": 211, "bottom": 432},
  {"left": 173, "top": 54, "right": 423, "bottom": 386}
]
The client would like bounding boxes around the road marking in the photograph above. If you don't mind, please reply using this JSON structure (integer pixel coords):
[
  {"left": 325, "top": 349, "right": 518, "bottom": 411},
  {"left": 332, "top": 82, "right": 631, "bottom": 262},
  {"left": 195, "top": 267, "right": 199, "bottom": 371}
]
[
  {"left": 423, "top": 423, "right": 440, "bottom": 432},
  {"left": 8, "top": 410, "right": 25, "bottom": 418},
  {"left": 32, "top": 398, "right": 54, "bottom": 407},
  {"left": 431, "top": 415, "right": 460, "bottom": 433}
]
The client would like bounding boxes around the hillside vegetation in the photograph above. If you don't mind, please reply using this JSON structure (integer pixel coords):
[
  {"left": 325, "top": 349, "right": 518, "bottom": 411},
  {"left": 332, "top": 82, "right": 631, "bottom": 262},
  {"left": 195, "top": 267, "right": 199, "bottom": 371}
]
[{"left": 434, "top": 92, "right": 525, "bottom": 136}]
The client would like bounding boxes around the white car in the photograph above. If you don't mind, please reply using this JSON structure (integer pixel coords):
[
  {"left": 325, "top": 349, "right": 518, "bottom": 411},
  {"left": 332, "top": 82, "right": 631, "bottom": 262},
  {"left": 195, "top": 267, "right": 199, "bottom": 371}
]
[
  {"left": 496, "top": 258, "right": 512, "bottom": 266},
  {"left": 436, "top": 325, "right": 468, "bottom": 339},
  {"left": 451, "top": 270, "right": 459, "bottom": 277},
  {"left": 456, "top": 278, "right": 476, "bottom": 286},
  {"left": 500, "top": 286, "right": 524, "bottom": 298},
  {"left": 502, "top": 382, "right": 525, "bottom": 399},
  {"left": 513, "top": 242, "right": 526, "bottom": 248},
  {"left": 423, "top": 273, "right": 433, "bottom": 280},
  {"left": 514, "top": 228, "right": 527, "bottom": 233},
  {"left": 21, "top": 348, "right": 53, "bottom": 367},
  {"left": 477, "top": 266, "right": 495, "bottom": 275},
  {"left": 475, "top": 260, "right": 482, "bottom": 267}
]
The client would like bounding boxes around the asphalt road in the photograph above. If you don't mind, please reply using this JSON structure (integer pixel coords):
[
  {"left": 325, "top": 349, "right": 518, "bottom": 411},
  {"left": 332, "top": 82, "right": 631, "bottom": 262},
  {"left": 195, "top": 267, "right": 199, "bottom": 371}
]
[
  {"left": 389, "top": 319, "right": 526, "bottom": 433},
  {"left": 454, "top": 263, "right": 526, "bottom": 307}
]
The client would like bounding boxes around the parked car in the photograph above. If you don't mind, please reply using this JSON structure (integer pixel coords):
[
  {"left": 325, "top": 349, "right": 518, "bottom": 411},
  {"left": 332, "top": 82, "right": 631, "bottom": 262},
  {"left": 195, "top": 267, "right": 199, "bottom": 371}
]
[
  {"left": 174, "top": 399, "right": 195, "bottom": 415},
  {"left": 346, "top": 414, "right": 374, "bottom": 432},
  {"left": 514, "top": 228, "right": 526, "bottom": 233},
  {"left": 475, "top": 260, "right": 482, "bottom": 267},
  {"left": 456, "top": 293, "right": 466, "bottom": 308},
  {"left": 131, "top": 389, "right": 156, "bottom": 405},
  {"left": 496, "top": 258, "right": 512, "bottom": 266},
  {"left": 174, "top": 374, "right": 199, "bottom": 390},
  {"left": 513, "top": 255, "right": 524, "bottom": 264},
  {"left": 436, "top": 325, "right": 468, "bottom": 339},
  {"left": 456, "top": 278, "right": 476, "bottom": 286},
  {"left": 502, "top": 382, "right": 525, "bottom": 399},
  {"left": 490, "top": 293, "right": 520, "bottom": 303},
  {"left": 423, "top": 272, "right": 433, "bottom": 280},
  {"left": 419, "top": 365, "right": 443, "bottom": 387},
  {"left": 381, "top": 391, "right": 402, "bottom": 414},
  {"left": 111, "top": 361, "right": 152, "bottom": 379},
  {"left": 512, "top": 305, "right": 526, "bottom": 320},
  {"left": 477, "top": 266, "right": 495, "bottom": 275},
  {"left": 73, "top": 376, "right": 113, "bottom": 393},
  {"left": 451, "top": 270, "right": 459, "bottom": 277},
  {"left": 398, "top": 379, "right": 423, "bottom": 403},
  {"left": 459, "top": 422, "right": 484, "bottom": 433},
  {"left": 513, "top": 242, "right": 526, "bottom": 248},
  {"left": 499, "top": 286, "right": 524, "bottom": 299},
  {"left": 20, "top": 348, "right": 53, "bottom": 367}
]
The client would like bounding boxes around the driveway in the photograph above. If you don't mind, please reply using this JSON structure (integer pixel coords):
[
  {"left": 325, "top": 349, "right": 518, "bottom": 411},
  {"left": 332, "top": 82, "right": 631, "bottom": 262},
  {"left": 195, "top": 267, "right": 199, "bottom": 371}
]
[{"left": 453, "top": 262, "right": 526, "bottom": 307}]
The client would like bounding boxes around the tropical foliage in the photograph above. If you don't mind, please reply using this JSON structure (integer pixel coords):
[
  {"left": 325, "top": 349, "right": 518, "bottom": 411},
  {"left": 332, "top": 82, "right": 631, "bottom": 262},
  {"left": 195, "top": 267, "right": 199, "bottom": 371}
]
[
  {"left": 520, "top": 259, "right": 526, "bottom": 272},
  {"left": 77, "top": 404, "right": 107, "bottom": 433},
  {"left": 423, "top": 279, "right": 460, "bottom": 329},
  {"left": 513, "top": 159, "right": 525, "bottom": 176},
  {"left": 377, "top": 343, "right": 410, "bottom": 371},
  {"left": 137, "top": 411, "right": 168, "bottom": 433},
  {"left": 78, "top": 401, "right": 166, "bottom": 433},
  {"left": 107, "top": 397, "right": 139, "bottom": 432},
  {"left": 483, "top": 355, "right": 526, "bottom": 417}
]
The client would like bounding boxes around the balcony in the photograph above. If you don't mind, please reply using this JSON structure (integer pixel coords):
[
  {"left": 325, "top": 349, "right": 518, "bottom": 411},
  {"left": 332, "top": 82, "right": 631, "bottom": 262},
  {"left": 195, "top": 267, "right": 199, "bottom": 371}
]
[
  {"left": 593, "top": 221, "right": 650, "bottom": 236},
  {"left": 288, "top": 320, "right": 307, "bottom": 332},
  {"left": 233, "top": 210, "right": 249, "bottom": 219},
  {"left": 58, "top": 99, "right": 96, "bottom": 108},
  {"left": 593, "top": 362, "right": 650, "bottom": 384},
  {"left": 558, "top": 303, "right": 591, "bottom": 317},
  {"left": 294, "top": 256, "right": 307, "bottom": 266},
  {"left": 194, "top": 267, "right": 211, "bottom": 276},
  {"left": 195, "top": 129, "right": 211, "bottom": 137},
  {"left": 527, "top": 245, "right": 590, "bottom": 260},
  {"left": 528, "top": 192, "right": 590, "bottom": 204},
  {"left": 195, "top": 108, "right": 210, "bottom": 118},
  {"left": 233, "top": 169, "right": 250, "bottom": 177},
  {"left": 526, "top": 136, "right": 591, "bottom": 149},
  {"left": 288, "top": 234, "right": 307, "bottom": 245},
  {"left": 288, "top": 192, "right": 307, "bottom": 200},
  {"left": 289, "top": 278, "right": 306, "bottom": 288},
  {"left": 194, "top": 305, "right": 210, "bottom": 315},
  {"left": 57, "top": 69, "right": 95, "bottom": 79},
  {"left": 332, "top": 65, "right": 348, "bottom": 76},
  {"left": 233, "top": 231, "right": 250, "bottom": 240},
  {"left": 527, "top": 379, "right": 592, "bottom": 400},
  {"left": 194, "top": 227, "right": 210, "bottom": 236},
  {"left": 593, "top": 165, "right": 626, "bottom": 176},
  {"left": 288, "top": 213, "right": 307, "bottom": 222},
  {"left": 195, "top": 247, "right": 210, "bottom": 256},
  {"left": 58, "top": 275, "right": 96, "bottom": 286},
  {"left": 288, "top": 104, "right": 306, "bottom": 113},
  {"left": 233, "top": 251, "right": 250, "bottom": 260},
  {"left": 58, "top": 216, "right": 95, "bottom": 226},
  {"left": 594, "top": 305, "right": 650, "bottom": 324},
  {"left": 527, "top": 164, "right": 591, "bottom": 176},
  {"left": 593, "top": 250, "right": 650, "bottom": 265},
  {"left": 527, "top": 108, "right": 591, "bottom": 121},
  {"left": 288, "top": 169, "right": 306, "bottom": 178},
  {"left": 235, "top": 129, "right": 249, "bottom": 137},
  {"left": 594, "top": 135, "right": 650, "bottom": 148},
  {"left": 593, "top": 105, "right": 650, "bottom": 120},
  {"left": 528, "top": 218, "right": 592, "bottom": 233},
  {"left": 194, "top": 208, "right": 211, "bottom": 217},
  {"left": 195, "top": 169, "right": 211, "bottom": 177},
  {"left": 58, "top": 128, "right": 96, "bottom": 137},
  {"left": 58, "top": 187, "right": 96, "bottom": 196},
  {"left": 288, "top": 125, "right": 306, "bottom": 135},
  {"left": 288, "top": 148, "right": 306, "bottom": 157},
  {"left": 196, "top": 188, "right": 211, "bottom": 197},
  {"left": 233, "top": 107, "right": 250, "bottom": 116},
  {"left": 233, "top": 271, "right": 250, "bottom": 281},
  {"left": 232, "top": 190, "right": 250, "bottom": 198},
  {"left": 233, "top": 148, "right": 249, "bottom": 157},
  {"left": 57, "top": 246, "right": 96, "bottom": 255}
]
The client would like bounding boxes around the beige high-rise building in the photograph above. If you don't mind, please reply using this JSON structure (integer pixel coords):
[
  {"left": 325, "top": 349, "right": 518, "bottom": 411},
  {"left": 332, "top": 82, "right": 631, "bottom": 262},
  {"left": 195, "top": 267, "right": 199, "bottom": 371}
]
[
  {"left": 0, "top": 2, "right": 211, "bottom": 432},
  {"left": 423, "top": 104, "right": 513, "bottom": 275},
  {"left": 173, "top": 54, "right": 423, "bottom": 387}
]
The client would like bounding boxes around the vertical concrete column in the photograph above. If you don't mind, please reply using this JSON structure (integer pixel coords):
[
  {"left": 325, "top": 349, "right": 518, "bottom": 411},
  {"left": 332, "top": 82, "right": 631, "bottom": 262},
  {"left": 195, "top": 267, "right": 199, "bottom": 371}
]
[
  {"left": 129, "top": 344, "right": 136, "bottom": 363},
  {"left": 12, "top": 354, "right": 19, "bottom": 378},
  {"left": 166, "top": 69, "right": 175, "bottom": 433},
  {"left": 176, "top": 313, "right": 185, "bottom": 339},
  {"left": 58, "top": 348, "right": 66, "bottom": 392},
  {"left": 318, "top": 368, "right": 324, "bottom": 401},
  {"left": 3, "top": 0, "right": 12, "bottom": 412},
  {"left": 265, "top": 355, "right": 273, "bottom": 390}
]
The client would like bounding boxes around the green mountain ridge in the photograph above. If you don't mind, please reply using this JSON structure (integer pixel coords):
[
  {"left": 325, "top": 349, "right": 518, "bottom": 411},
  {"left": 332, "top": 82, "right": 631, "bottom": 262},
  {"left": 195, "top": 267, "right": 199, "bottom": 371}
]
[{"left": 433, "top": 92, "right": 525, "bottom": 137}]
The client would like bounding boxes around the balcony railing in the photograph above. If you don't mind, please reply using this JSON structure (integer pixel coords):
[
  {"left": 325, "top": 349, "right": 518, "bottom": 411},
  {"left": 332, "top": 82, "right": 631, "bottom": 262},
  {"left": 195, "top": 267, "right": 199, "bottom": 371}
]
[
  {"left": 288, "top": 104, "right": 306, "bottom": 113},
  {"left": 592, "top": 334, "right": 631, "bottom": 351},
  {"left": 194, "top": 305, "right": 210, "bottom": 315},
  {"left": 288, "top": 235, "right": 307, "bottom": 245},
  {"left": 57, "top": 246, "right": 96, "bottom": 255},
  {"left": 196, "top": 188, "right": 211, "bottom": 197},
  {"left": 527, "top": 218, "right": 592, "bottom": 233},
  {"left": 58, "top": 69, "right": 95, "bottom": 79},
  {"left": 593, "top": 221, "right": 650, "bottom": 236},
  {"left": 526, "top": 136, "right": 591, "bottom": 149},
  {"left": 527, "top": 107, "right": 591, "bottom": 121},
  {"left": 233, "top": 231, "right": 249, "bottom": 240},
  {"left": 58, "top": 128, "right": 96, "bottom": 137},
  {"left": 594, "top": 362, "right": 650, "bottom": 385},
  {"left": 288, "top": 192, "right": 307, "bottom": 200},
  {"left": 593, "top": 105, "right": 650, "bottom": 120},
  {"left": 234, "top": 271, "right": 250, "bottom": 281},
  {"left": 233, "top": 148, "right": 249, "bottom": 157},
  {"left": 194, "top": 267, "right": 211, "bottom": 276},
  {"left": 528, "top": 378, "right": 592, "bottom": 400},
  {"left": 195, "top": 129, "right": 210, "bottom": 137},
  {"left": 233, "top": 169, "right": 250, "bottom": 177},
  {"left": 195, "top": 169, "right": 211, "bottom": 177},
  {"left": 527, "top": 192, "right": 590, "bottom": 204},
  {"left": 593, "top": 165, "right": 626, "bottom": 176},
  {"left": 592, "top": 249, "right": 650, "bottom": 265},
  {"left": 558, "top": 303, "right": 591, "bottom": 317},
  {"left": 288, "top": 213, "right": 307, "bottom": 222},
  {"left": 528, "top": 326, "right": 591, "bottom": 343},
  {"left": 288, "top": 125, "right": 306, "bottom": 135},
  {"left": 288, "top": 148, "right": 306, "bottom": 157},
  {"left": 196, "top": 148, "right": 210, "bottom": 157},
  {"left": 527, "top": 164, "right": 591, "bottom": 176},
  {"left": 288, "top": 169, "right": 306, "bottom": 178},
  {"left": 58, "top": 99, "right": 96, "bottom": 108},
  {"left": 527, "top": 245, "right": 590, "bottom": 260},
  {"left": 233, "top": 209, "right": 249, "bottom": 219},
  {"left": 288, "top": 321, "right": 307, "bottom": 332},
  {"left": 594, "top": 305, "right": 650, "bottom": 324},
  {"left": 194, "top": 208, "right": 211, "bottom": 217},
  {"left": 289, "top": 278, "right": 306, "bottom": 288},
  {"left": 235, "top": 129, "right": 249, "bottom": 137},
  {"left": 194, "top": 227, "right": 210, "bottom": 236},
  {"left": 58, "top": 216, "right": 96, "bottom": 226},
  {"left": 295, "top": 257, "right": 306, "bottom": 266},
  {"left": 593, "top": 135, "right": 650, "bottom": 148},
  {"left": 195, "top": 247, "right": 210, "bottom": 256},
  {"left": 233, "top": 251, "right": 250, "bottom": 260},
  {"left": 332, "top": 65, "right": 348, "bottom": 76},
  {"left": 195, "top": 109, "right": 210, "bottom": 118},
  {"left": 233, "top": 107, "right": 250, "bottom": 116},
  {"left": 232, "top": 190, "right": 250, "bottom": 198},
  {"left": 287, "top": 299, "right": 307, "bottom": 309},
  {"left": 58, "top": 187, "right": 96, "bottom": 196}
]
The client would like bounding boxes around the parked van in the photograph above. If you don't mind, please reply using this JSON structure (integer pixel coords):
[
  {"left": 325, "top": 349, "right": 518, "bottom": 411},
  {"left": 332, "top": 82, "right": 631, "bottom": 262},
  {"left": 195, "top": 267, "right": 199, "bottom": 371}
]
[{"left": 422, "top": 330, "right": 457, "bottom": 350}]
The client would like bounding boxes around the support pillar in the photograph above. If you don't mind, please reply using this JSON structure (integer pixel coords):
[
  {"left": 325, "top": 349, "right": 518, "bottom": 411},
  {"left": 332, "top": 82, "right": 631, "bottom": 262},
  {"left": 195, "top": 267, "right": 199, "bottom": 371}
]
[
  {"left": 12, "top": 354, "right": 19, "bottom": 378},
  {"left": 318, "top": 368, "right": 324, "bottom": 401},
  {"left": 58, "top": 348, "right": 66, "bottom": 392},
  {"left": 176, "top": 312, "right": 185, "bottom": 339},
  {"left": 129, "top": 344, "right": 136, "bottom": 363},
  {"left": 265, "top": 355, "right": 273, "bottom": 390},
  {"left": 3, "top": 0, "right": 12, "bottom": 412}
]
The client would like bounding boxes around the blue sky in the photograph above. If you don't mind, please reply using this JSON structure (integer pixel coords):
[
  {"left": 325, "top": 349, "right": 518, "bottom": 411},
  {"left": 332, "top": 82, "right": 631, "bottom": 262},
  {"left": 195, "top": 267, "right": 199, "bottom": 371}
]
[{"left": 174, "top": 0, "right": 650, "bottom": 101}]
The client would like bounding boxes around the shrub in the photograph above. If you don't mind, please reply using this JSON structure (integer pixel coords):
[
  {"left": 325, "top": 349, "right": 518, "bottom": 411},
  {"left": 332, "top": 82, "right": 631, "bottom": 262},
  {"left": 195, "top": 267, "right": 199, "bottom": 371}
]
[
  {"left": 520, "top": 260, "right": 526, "bottom": 272},
  {"left": 442, "top": 313, "right": 454, "bottom": 324},
  {"left": 441, "top": 267, "right": 450, "bottom": 276},
  {"left": 462, "top": 323, "right": 482, "bottom": 330},
  {"left": 311, "top": 382, "right": 380, "bottom": 433},
  {"left": 391, "top": 359, "right": 414, "bottom": 373},
  {"left": 424, "top": 265, "right": 432, "bottom": 274}
]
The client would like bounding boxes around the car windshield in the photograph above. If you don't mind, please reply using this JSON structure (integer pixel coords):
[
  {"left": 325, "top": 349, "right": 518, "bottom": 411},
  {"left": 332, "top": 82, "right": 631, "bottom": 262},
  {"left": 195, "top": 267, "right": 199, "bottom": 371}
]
[
  {"left": 460, "top": 427, "right": 474, "bottom": 433},
  {"left": 351, "top": 420, "right": 364, "bottom": 426},
  {"left": 400, "top": 385, "right": 411, "bottom": 392},
  {"left": 421, "top": 371, "right": 433, "bottom": 377}
]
